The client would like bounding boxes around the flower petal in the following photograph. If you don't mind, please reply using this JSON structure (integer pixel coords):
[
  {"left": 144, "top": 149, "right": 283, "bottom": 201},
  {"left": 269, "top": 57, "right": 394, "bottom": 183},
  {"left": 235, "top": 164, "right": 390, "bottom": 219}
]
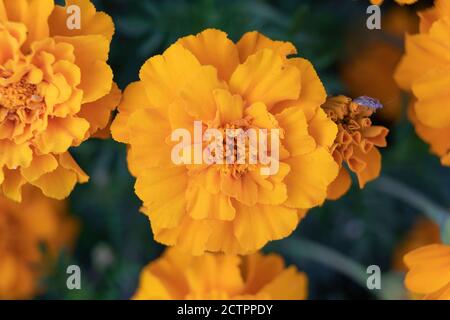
[
  {"left": 237, "top": 31, "right": 297, "bottom": 63},
  {"left": 405, "top": 244, "right": 450, "bottom": 295},
  {"left": 177, "top": 29, "right": 240, "bottom": 81},
  {"left": 233, "top": 202, "right": 298, "bottom": 252},
  {"left": 230, "top": 49, "right": 301, "bottom": 108},
  {"left": 49, "top": 0, "right": 114, "bottom": 41},
  {"left": 33, "top": 116, "right": 89, "bottom": 154},
  {"left": 284, "top": 147, "right": 339, "bottom": 209},
  {"left": 77, "top": 82, "right": 120, "bottom": 135}
]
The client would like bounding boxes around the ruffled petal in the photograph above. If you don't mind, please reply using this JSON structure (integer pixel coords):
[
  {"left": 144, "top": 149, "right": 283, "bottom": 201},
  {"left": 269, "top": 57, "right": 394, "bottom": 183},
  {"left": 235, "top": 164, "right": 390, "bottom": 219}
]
[
  {"left": 177, "top": 29, "right": 240, "bottom": 81},
  {"left": 49, "top": 0, "right": 114, "bottom": 41},
  {"left": 77, "top": 82, "right": 121, "bottom": 135},
  {"left": 136, "top": 167, "right": 188, "bottom": 231},
  {"left": 233, "top": 202, "right": 298, "bottom": 253},
  {"left": 284, "top": 147, "right": 339, "bottom": 209},
  {"left": 236, "top": 31, "right": 297, "bottom": 63},
  {"left": 230, "top": 49, "right": 301, "bottom": 108}
]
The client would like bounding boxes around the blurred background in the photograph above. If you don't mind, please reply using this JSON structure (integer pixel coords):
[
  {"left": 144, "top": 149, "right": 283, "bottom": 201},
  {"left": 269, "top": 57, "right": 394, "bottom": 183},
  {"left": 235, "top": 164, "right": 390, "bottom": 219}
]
[{"left": 35, "top": 0, "right": 450, "bottom": 299}]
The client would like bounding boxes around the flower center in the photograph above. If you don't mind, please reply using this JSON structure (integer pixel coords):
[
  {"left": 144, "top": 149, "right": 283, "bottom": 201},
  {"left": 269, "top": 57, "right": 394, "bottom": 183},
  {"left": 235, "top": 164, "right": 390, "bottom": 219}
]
[
  {"left": 0, "top": 78, "right": 45, "bottom": 140},
  {"left": 0, "top": 78, "right": 42, "bottom": 112}
]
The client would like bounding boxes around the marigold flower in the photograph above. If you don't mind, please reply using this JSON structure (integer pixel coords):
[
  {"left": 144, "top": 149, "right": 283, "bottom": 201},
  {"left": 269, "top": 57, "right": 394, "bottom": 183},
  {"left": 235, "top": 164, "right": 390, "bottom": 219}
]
[
  {"left": 404, "top": 244, "right": 450, "bottom": 300},
  {"left": 111, "top": 29, "right": 339, "bottom": 255},
  {"left": 0, "top": 0, "right": 120, "bottom": 202},
  {"left": 0, "top": 186, "right": 78, "bottom": 299},
  {"left": 133, "top": 247, "right": 308, "bottom": 300},
  {"left": 322, "top": 96, "right": 389, "bottom": 199},
  {"left": 395, "top": 0, "right": 450, "bottom": 166}
]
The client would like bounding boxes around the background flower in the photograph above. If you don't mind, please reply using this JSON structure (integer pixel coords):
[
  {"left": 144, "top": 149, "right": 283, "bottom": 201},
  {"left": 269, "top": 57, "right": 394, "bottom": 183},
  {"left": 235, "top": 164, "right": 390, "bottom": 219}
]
[
  {"left": 341, "top": 7, "right": 418, "bottom": 123},
  {"left": 0, "top": 186, "right": 78, "bottom": 299},
  {"left": 395, "top": 0, "right": 450, "bottom": 166},
  {"left": 112, "top": 29, "right": 339, "bottom": 255},
  {"left": 0, "top": 0, "right": 120, "bottom": 202},
  {"left": 133, "top": 247, "right": 308, "bottom": 300},
  {"left": 404, "top": 244, "right": 450, "bottom": 299}
]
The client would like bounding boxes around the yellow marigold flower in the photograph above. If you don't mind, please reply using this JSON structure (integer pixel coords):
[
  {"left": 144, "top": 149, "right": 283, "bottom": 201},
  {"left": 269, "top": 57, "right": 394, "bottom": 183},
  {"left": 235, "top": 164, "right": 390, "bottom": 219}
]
[
  {"left": 395, "top": 0, "right": 450, "bottom": 166},
  {"left": 0, "top": 0, "right": 120, "bottom": 202},
  {"left": 370, "top": 0, "right": 418, "bottom": 5},
  {"left": 133, "top": 247, "right": 308, "bottom": 300},
  {"left": 322, "top": 96, "right": 389, "bottom": 199},
  {"left": 404, "top": 244, "right": 450, "bottom": 300},
  {"left": 341, "top": 8, "right": 418, "bottom": 122},
  {"left": 0, "top": 186, "right": 78, "bottom": 299},
  {"left": 393, "top": 218, "right": 440, "bottom": 271},
  {"left": 111, "top": 29, "right": 339, "bottom": 255}
]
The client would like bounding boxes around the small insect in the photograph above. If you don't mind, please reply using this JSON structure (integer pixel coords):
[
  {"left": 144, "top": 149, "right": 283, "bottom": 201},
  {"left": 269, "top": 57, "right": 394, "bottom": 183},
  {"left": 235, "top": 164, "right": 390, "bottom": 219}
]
[{"left": 353, "top": 96, "right": 383, "bottom": 110}]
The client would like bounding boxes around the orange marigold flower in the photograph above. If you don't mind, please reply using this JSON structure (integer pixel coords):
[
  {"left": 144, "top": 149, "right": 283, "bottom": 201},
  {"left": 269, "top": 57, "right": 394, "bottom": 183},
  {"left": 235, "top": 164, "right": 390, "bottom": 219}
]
[
  {"left": 404, "top": 244, "right": 450, "bottom": 300},
  {"left": 111, "top": 29, "right": 339, "bottom": 255},
  {"left": 322, "top": 96, "right": 389, "bottom": 199},
  {"left": 133, "top": 247, "right": 308, "bottom": 300},
  {"left": 0, "top": 186, "right": 78, "bottom": 299},
  {"left": 395, "top": 0, "right": 450, "bottom": 166},
  {"left": 0, "top": 0, "right": 120, "bottom": 202}
]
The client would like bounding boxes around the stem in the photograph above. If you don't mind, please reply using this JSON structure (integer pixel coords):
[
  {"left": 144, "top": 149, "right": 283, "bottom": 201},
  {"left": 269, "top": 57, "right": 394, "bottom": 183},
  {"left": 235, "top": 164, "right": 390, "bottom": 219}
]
[
  {"left": 279, "top": 237, "right": 385, "bottom": 299},
  {"left": 373, "top": 176, "right": 449, "bottom": 226}
]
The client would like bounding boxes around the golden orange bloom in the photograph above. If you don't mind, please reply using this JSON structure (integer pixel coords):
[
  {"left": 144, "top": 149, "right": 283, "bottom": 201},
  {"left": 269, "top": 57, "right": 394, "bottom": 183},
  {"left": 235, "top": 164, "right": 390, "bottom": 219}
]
[
  {"left": 322, "top": 96, "right": 389, "bottom": 199},
  {"left": 133, "top": 247, "right": 308, "bottom": 300},
  {"left": 393, "top": 218, "right": 440, "bottom": 271},
  {"left": 0, "top": 186, "right": 78, "bottom": 299},
  {"left": 395, "top": 0, "right": 450, "bottom": 166},
  {"left": 370, "top": 0, "right": 418, "bottom": 5},
  {"left": 404, "top": 244, "right": 450, "bottom": 300},
  {"left": 341, "top": 7, "right": 418, "bottom": 122},
  {"left": 0, "top": 0, "right": 120, "bottom": 202},
  {"left": 111, "top": 29, "right": 339, "bottom": 255}
]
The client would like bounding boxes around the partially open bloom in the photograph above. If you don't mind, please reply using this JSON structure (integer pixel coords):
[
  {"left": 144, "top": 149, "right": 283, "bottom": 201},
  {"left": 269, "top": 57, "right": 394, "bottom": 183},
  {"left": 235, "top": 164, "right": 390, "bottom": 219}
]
[
  {"left": 133, "top": 247, "right": 308, "bottom": 300},
  {"left": 0, "top": 0, "right": 120, "bottom": 202},
  {"left": 395, "top": 0, "right": 450, "bottom": 166},
  {"left": 404, "top": 244, "right": 450, "bottom": 300},
  {"left": 0, "top": 186, "right": 78, "bottom": 299},
  {"left": 112, "top": 29, "right": 339, "bottom": 255},
  {"left": 322, "top": 96, "right": 389, "bottom": 199}
]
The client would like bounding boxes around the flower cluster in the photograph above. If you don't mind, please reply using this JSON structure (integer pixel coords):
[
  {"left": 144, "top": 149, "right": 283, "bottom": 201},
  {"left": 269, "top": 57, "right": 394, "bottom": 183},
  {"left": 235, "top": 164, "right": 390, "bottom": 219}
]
[
  {"left": 0, "top": 186, "right": 78, "bottom": 299},
  {"left": 0, "top": 0, "right": 120, "bottom": 202},
  {"left": 112, "top": 29, "right": 339, "bottom": 255},
  {"left": 133, "top": 247, "right": 307, "bottom": 300},
  {"left": 395, "top": 0, "right": 450, "bottom": 166},
  {"left": 321, "top": 96, "right": 388, "bottom": 199}
]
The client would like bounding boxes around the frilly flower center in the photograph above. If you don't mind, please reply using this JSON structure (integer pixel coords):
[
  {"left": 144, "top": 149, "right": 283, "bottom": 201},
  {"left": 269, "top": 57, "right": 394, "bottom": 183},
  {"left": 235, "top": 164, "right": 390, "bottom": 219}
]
[
  {"left": 203, "top": 117, "right": 275, "bottom": 178},
  {"left": 0, "top": 77, "right": 44, "bottom": 140}
]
